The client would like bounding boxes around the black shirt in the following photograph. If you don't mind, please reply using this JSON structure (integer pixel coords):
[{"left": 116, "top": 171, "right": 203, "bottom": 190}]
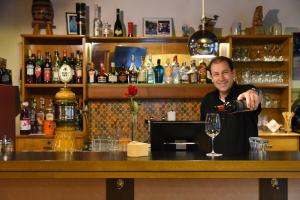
[{"left": 200, "top": 82, "right": 261, "bottom": 156}]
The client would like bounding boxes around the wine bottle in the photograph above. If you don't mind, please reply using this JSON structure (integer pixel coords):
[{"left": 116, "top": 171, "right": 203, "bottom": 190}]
[
  {"left": 114, "top": 8, "right": 123, "bottom": 37},
  {"left": 20, "top": 101, "right": 31, "bottom": 135},
  {"left": 34, "top": 50, "right": 44, "bottom": 83},
  {"left": 214, "top": 100, "right": 249, "bottom": 113},
  {"left": 26, "top": 49, "right": 35, "bottom": 84},
  {"left": 43, "top": 51, "right": 52, "bottom": 84}
]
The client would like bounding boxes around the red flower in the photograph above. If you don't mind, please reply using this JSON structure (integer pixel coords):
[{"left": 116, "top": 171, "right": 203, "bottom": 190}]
[{"left": 124, "top": 85, "right": 138, "bottom": 98}]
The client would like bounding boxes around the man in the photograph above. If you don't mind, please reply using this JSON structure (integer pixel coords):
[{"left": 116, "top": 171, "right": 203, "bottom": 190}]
[{"left": 201, "top": 56, "right": 261, "bottom": 156}]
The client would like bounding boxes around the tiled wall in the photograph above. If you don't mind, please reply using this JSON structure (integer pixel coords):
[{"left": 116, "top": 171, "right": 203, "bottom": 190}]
[{"left": 88, "top": 99, "right": 201, "bottom": 142}]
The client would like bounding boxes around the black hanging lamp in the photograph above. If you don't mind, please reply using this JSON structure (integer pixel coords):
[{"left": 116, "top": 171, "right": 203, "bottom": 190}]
[{"left": 188, "top": 0, "right": 219, "bottom": 58}]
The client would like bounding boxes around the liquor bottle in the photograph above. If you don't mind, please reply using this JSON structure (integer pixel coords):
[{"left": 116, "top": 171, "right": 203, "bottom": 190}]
[
  {"left": 164, "top": 58, "right": 173, "bottom": 84},
  {"left": 137, "top": 56, "right": 146, "bottom": 83},
  {"left": 97, "top": 62, "right": 108, "bottom": 83},
  {"left": 114, "top": 8, "right": 123, "bottom": 37},
  {"left": 43, "top": 51, "right": 52, "bottom": 84},
  {"left": 180, "top": 62, "right": 189, "bottom": 84},
  {"left": 44, "top": 99, "right": 55, "bottom": 136},
  {"left": 146, "top": 54, "right": 155, "bottom": 84},
  {"left": 88, "top": 62, "right": 97, "bottom": 83},
  {"left": 108, "top": 62, "right": 118, "bottom": 83},
  {"left": 26, "top": 49, "right": 35, "bottom": 84},
  {"left": 60, "top": 49, "right": 71, "bottom": 83},
  {"left": 35, "top": 50, "right": 44, "bottom": 83},
  {"left": 172, "top": 55, "right": 180, "bottom": 84},
  {"left": 128, "top": 22, "right": 133, "bottom": 37},
  {"left": 188, "top": 60, "right": 198, "bottom": 84},
  {"left": 69, "top": 52, "right": 76, "bottom": 83},
  {"left": 76, "top": 3, "right": 86, "bottom": 35},
  {"left": 214, "top": 100, "right": 249, "bottom": 113},
  {"left": 45, "top": 99, "right": 54, "bottom": 121},
  {"left": 20, "top": 101, "right": 31, "bottom": 135},
  {"left": 29, "top": 98, "right": 38, "bottom": 134},
  {"left": 36, "top": 97, "right": 45, "bottom": 134},
  {"left": 75, "top": 51, "right": 83, "bottom": 84},
  {"left": 93, "top": 4, "right": 103, "bottom": 36},
  {"left": 154, "top": 59, "right": 164, "bottom": 84},
  {"left": 0, "top": 68, "right": 12, "bottom": 85},
  {"left": 198, "top": 61, "right": 207, "bottom": 84},
  {"left": 52, "top": 50, "right": 60, "bottom": 83},
  {"left": 128, "top": 54, "right": 138, "bottom": 83},
  {"left": 118, "top": 62, "right": 129, "bottom": 83}
]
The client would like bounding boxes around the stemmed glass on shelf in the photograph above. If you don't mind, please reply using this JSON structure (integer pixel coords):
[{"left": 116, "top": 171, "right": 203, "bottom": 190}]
[{"left": 205, "top": 113, "right": 222, "bottom": 157}]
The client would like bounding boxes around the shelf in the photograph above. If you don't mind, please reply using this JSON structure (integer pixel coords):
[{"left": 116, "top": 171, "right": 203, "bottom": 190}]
[
  {"left": 259, "top": 131, "right": 300, "bottom": 137},
  {"left": 233, "top": 60, "right": 288, "bottom": 64},
  {"left": 22, "top": 34, "right": 84, "bottom": 45},
  {"left": 87, "top": 84, "right": 215, "bottom": 99},
  {"left": 87, "top": 36, "right": 227, "bottom": 43},
  {"left": 228, "top": 35, "right": 292, "bottom": 44},
  {"left": 249, "top": 83, "right": 289, "bottom": 88},
  {"left": 24, "top": 84, "right": 84, "bottom": 88},
  {"left": 16, "top": 131, "right": 85, "bottom": 138}
]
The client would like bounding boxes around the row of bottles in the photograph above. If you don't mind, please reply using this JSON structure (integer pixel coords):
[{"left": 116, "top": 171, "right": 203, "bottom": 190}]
[
  {"left": 20, "top": 97, "right": 83, "bottom": 135},
  {"left": 87, "top": 55, "right": 210, "bottom": 84},
  {"left": 25, "top": 49, "right": 83, "bottom": 84}
]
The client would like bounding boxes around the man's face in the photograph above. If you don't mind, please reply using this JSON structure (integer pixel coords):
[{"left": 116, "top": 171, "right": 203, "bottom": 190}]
[{"left": 210, "top": 61, "right": 235, "bottom": 94}]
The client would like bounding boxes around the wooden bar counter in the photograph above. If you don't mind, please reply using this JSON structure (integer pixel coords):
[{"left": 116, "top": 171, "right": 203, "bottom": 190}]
[{"left": 0, "top": 151, "right": 300, "bottom": 200}]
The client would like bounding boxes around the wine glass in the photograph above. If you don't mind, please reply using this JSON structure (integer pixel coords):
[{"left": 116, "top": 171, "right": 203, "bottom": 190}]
[{"left": 205, "top": 113, "right": 222, "bottom": 157}]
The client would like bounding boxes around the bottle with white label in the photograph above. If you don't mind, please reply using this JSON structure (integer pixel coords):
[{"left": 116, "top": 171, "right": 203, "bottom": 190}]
[
  {"left": 20, "top": 101, "right": 31, "bottom": 135},
  {"left": 108, "top": 62, "right": 118, "bottom": 83}
]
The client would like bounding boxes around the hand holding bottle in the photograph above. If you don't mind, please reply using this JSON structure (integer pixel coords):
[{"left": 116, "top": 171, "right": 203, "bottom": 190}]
[{"left": 237, "top": 88, "right": 261, "bottom": 111}]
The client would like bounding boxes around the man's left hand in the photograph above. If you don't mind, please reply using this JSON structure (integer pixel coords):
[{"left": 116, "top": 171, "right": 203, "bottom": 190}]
[{"left": 237, "top": 89, "right": 260, "bottom": 110}]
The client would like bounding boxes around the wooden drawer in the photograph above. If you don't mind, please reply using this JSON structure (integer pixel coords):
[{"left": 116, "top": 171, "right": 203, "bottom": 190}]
[
  {"left": 260, "top": 136, "right": 299, "bottom": 151},
  {"left": 16, "top": 137, "right": 83, "bottom": 152}
]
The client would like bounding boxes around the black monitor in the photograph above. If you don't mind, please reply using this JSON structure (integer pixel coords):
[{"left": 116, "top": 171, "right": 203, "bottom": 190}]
[{"left": 150, "top": 121, "right": 209, "bottom": 152}]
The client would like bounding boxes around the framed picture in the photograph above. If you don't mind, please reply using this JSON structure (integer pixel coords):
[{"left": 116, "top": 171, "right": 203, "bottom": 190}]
[
  {"left": 66, "top": 12, "right": 77, "bottom": 35},
  {"left": 143, "top": 18, "right": 173, "bottom": 37}
]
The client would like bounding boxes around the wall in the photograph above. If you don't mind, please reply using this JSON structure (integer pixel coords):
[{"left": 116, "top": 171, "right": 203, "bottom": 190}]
[{"left": 0, "top": 0, "right": 300, "bottom": 86}]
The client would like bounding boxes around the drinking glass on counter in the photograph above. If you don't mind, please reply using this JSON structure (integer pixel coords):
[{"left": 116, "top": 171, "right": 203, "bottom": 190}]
[{"left": 205, "top": 113, "right": 222, "bottom": 157}]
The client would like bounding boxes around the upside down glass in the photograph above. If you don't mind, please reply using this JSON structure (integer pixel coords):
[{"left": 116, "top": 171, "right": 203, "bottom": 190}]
[{"left": 205, "top": 113, "right": 222, "bottom": 157}]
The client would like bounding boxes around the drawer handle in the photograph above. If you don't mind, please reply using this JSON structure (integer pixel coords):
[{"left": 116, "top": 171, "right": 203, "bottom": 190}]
[{"left": 267, "top": 144, "right": 273, "bottom": 148}]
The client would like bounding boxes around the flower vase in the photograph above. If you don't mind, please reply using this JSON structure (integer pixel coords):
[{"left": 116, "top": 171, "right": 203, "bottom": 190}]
[{"left": 131, "top": 112, "right": 138, "bottom": 141}]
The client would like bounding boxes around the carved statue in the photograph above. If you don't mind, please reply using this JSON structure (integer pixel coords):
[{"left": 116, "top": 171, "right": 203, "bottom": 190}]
[{"left": 252, "top": 6, "right": 263, "bottom": 26}]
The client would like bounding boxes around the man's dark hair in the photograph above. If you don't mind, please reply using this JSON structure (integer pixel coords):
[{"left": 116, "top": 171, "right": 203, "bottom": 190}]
[{"left": 207, "top": 56, "right": 234, "bottom": 72}]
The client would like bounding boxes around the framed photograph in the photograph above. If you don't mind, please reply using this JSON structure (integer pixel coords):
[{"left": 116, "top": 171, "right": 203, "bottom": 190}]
[
  {"left": 143, "top": 18, "right": 173, "bottom": 37},
  {"left": 66, "top": 12, "right": 77, "bottom": 35}
]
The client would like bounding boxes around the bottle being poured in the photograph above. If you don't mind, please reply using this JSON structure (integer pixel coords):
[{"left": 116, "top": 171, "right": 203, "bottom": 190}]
[{"left": 214, "top": 100, "right": 249, "bottom": 113}]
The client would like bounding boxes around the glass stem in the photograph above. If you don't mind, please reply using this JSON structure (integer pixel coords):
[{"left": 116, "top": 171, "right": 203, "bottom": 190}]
[{"left": 211, "top": 137, "right": 215, "bottom": 153}]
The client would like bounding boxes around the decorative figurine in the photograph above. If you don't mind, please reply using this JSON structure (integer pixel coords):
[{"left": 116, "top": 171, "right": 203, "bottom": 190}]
[{"left": 31, "top": 0, "right": 54, "bottom": 35}]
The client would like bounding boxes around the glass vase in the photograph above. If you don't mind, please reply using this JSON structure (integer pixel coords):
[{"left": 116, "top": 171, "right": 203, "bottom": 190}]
[{"left": 131, "top": 112, "right": 138, "bottom": 141}]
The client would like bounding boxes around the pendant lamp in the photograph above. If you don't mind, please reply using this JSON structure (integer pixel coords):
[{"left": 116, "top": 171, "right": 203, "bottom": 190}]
[{"left": 188, "top": 0, "right": 218, "bottom": 58}]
